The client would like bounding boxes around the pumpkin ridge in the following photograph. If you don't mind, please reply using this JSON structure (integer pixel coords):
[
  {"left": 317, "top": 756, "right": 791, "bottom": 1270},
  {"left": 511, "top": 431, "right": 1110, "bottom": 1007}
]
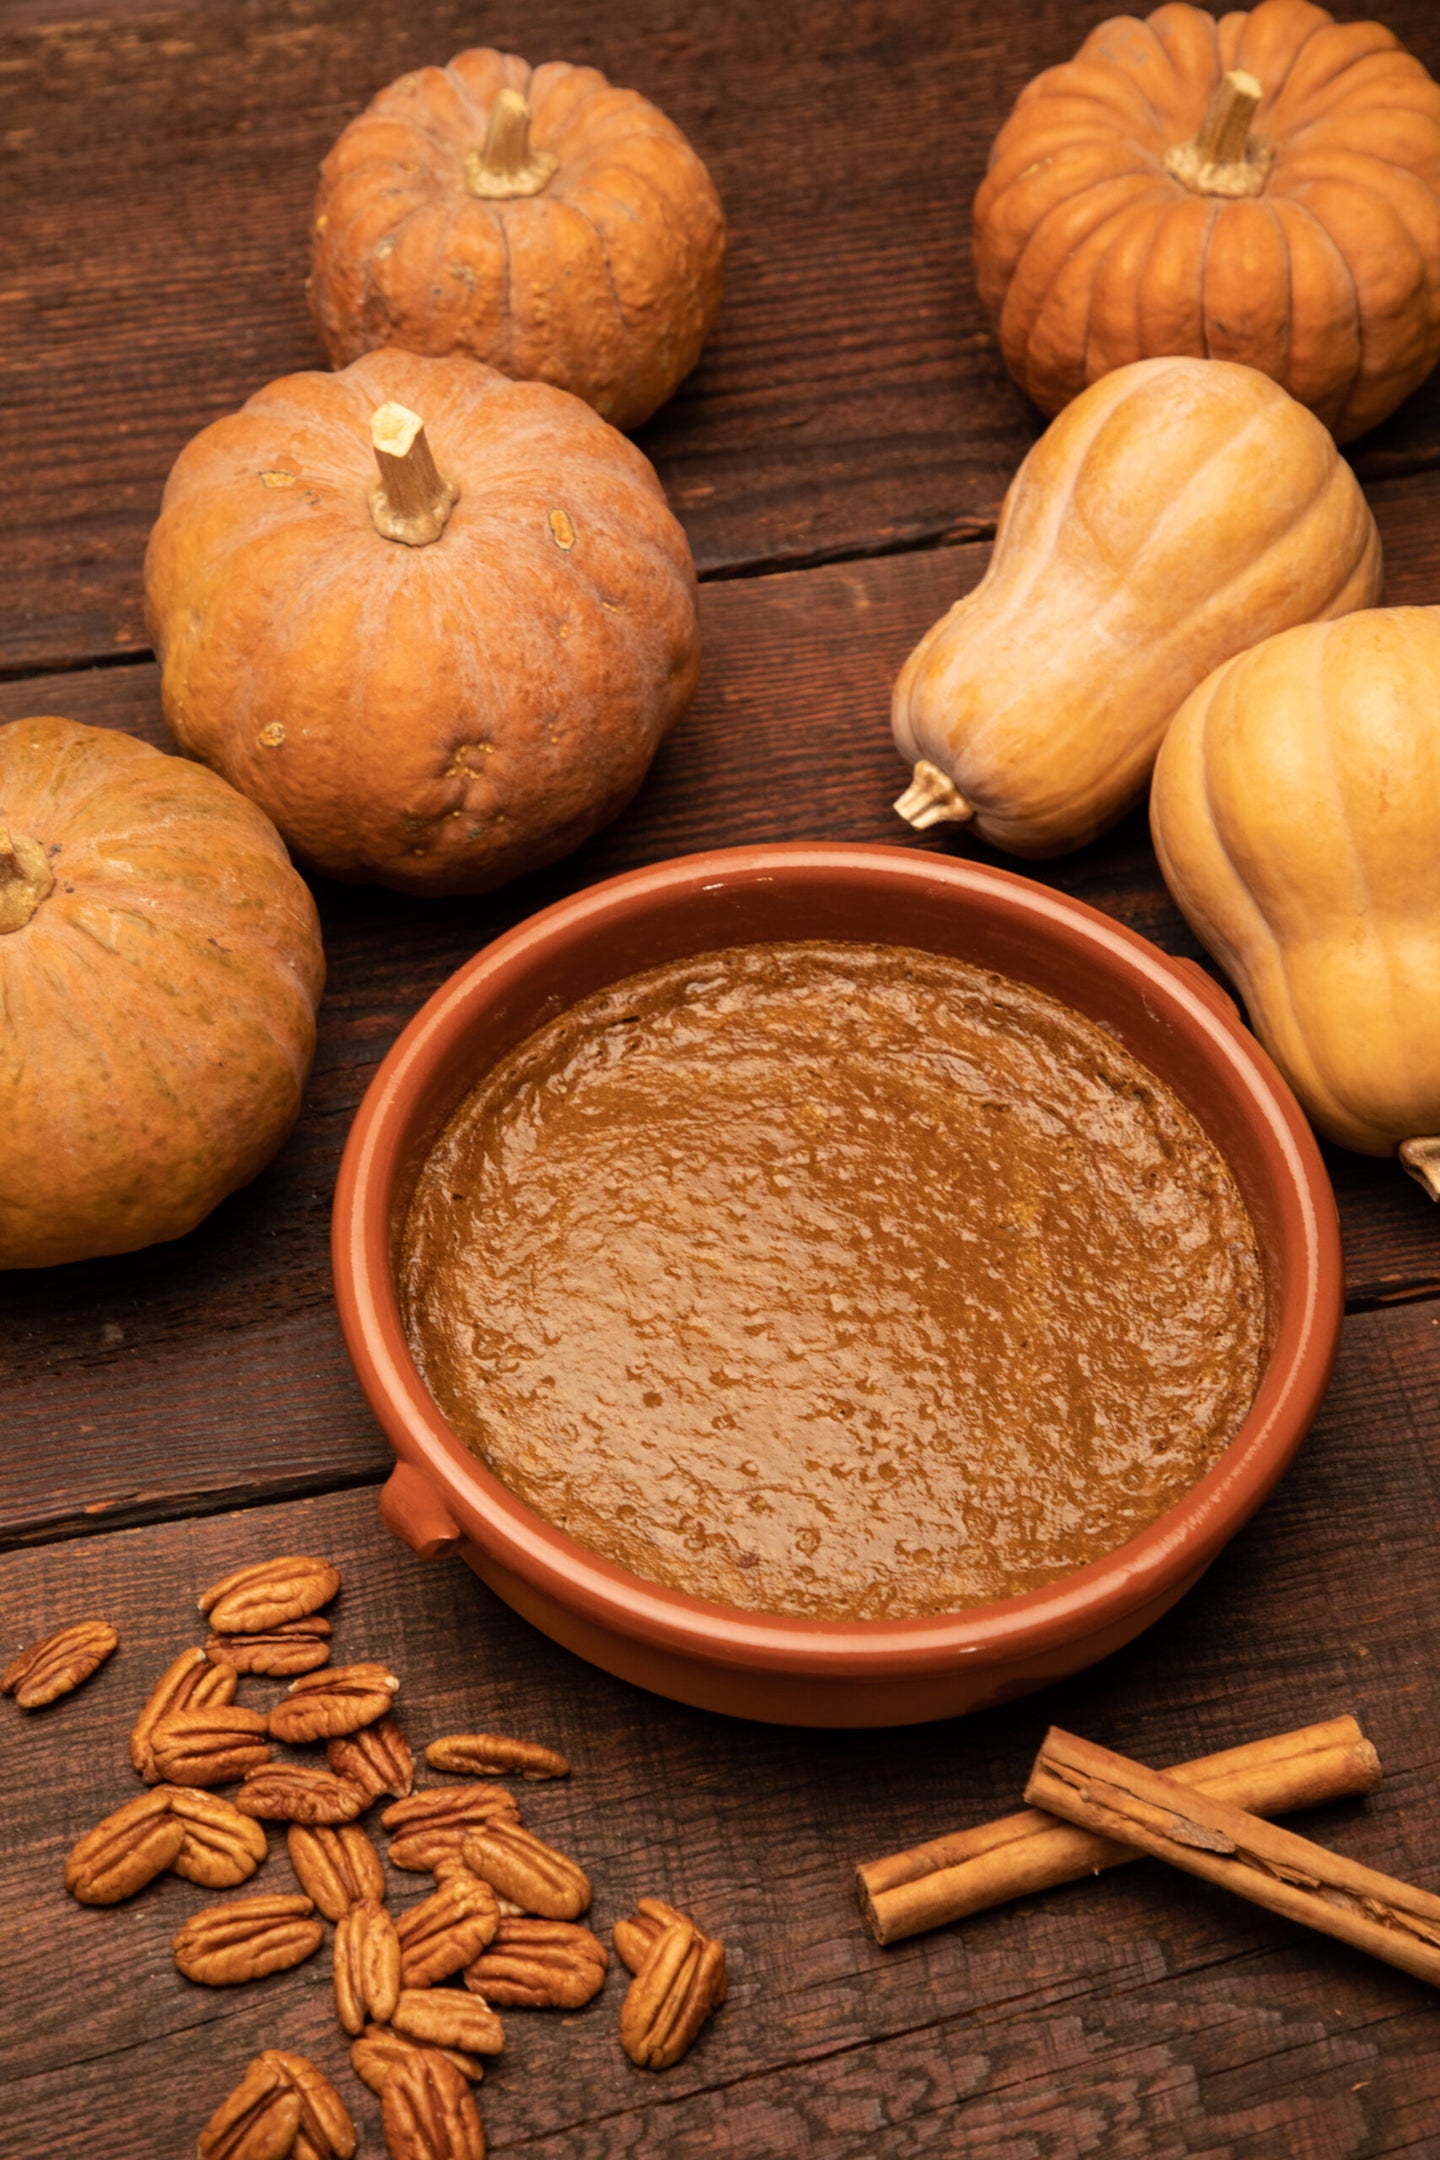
[
  {"left": 1269, "top": 32, "right": 1412, "bottom": 122},
  {"left": 1269, "top": 194, "right": 1362, "bottom": 422},
  {"left": 1290, "top": 181, "right": 1425, "bottom": 424},
  {"left": 1097, "top": 22, "right": 1173, "bottom": 133},
  {"left": 1191, "top": 674, "right": 1299, "bottom": 1073},
  {"left": 1004, "top": 172, "right": 1172, "bottom": 394},
  {"left": 566, "top": 172, "right": 688, "bottom": 331},
  {"left": 1265, "top": 196, "right": 1295, "bottom": 378}
]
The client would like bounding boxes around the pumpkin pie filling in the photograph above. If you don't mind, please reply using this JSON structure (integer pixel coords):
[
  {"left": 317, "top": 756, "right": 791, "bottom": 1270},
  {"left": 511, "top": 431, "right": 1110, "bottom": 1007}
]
[{"left": 400, "top": 941, "right": 1265, "bottom": 1620}]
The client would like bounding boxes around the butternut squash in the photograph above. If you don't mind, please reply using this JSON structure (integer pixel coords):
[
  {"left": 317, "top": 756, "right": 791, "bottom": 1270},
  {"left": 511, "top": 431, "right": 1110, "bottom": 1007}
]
[
  {"left": 892, "top": 357, "right": 1382, "bottom": 857},
  {"left": 1151, "top": 606, "right": 1440, "bottom": 1184}
]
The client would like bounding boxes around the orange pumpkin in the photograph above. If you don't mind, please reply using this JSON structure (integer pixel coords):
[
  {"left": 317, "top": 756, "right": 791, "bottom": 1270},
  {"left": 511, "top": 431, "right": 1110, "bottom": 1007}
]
[
  {"left": 308, "top": 49, "right": 726, "bottom": 431},
  {"left": 973, "top": 0, "right": 1440, "bottom": 440},
  {"left": 144, "top": 349, "right": 700, "bottom": 896},
  {"left": 0, "top": 717, "right": 324, "bottom": 1269}
]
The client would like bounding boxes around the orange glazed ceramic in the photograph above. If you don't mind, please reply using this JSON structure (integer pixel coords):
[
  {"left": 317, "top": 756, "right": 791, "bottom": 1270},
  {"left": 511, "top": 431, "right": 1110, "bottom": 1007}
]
[{"left": 333, "top": 844, "right": 1342, "bottom": 1726}]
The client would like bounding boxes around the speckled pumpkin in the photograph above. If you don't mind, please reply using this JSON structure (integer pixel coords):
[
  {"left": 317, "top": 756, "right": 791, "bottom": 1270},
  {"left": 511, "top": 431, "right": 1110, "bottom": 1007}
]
[
  {"left": 308, "top": 48, "right": 726, "bottom": 431},
  {"left": 0, "top": 717, "right": 324, "bottom": 1269},
  {"left": 143, "top": 348, "right": 701, "bottom": 896},
  {"left": 974, "top": 0, "right": 1440, "bottom": 441}
]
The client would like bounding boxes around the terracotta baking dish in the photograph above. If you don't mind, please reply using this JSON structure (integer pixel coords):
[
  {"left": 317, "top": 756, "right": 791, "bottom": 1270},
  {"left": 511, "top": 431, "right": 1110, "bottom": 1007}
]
[{"left": 333, "top": 842, "right": 1342, "bottom": 1727}]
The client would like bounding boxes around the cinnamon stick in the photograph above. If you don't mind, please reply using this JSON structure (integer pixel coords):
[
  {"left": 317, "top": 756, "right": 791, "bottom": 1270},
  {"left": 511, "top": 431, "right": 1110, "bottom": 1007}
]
[
  {"left": 1026, "top": 1727, "right": 1440, "bottom": 1990},
  {"left": 858, "top": 1716, "right": 1379, "bottom": 1945}
]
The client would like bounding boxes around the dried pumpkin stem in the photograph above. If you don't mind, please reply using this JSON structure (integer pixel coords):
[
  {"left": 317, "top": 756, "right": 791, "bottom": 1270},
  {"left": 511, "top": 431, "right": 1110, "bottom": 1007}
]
[
  {"left": 368, "top": 404, "right": 459, "bottom": 547},
  {"left": 894, "top": 760, "right": 974, "bottom": 832},
  {"left": 1165, "top": 70, "right": 1272, "bottom": 199},
  {"left": 0, "top": 827, "right": 54, "bottom": 933},
  {"left": 1399, "top": 1138, "right": 1440, "bottom": 1203},
  {"left": 464, "top": 89, "right": 558, "bottom": 200}
]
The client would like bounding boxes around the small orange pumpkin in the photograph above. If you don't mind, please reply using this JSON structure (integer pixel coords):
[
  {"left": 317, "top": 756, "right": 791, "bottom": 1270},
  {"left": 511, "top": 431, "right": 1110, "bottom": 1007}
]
[
  {"left": 0, "top": 717, "right": 324, "bottom": 1269},
  {"left": 308, "top": 49, "right": 726, "bottom": 431},
  {"left": 144, "top": 349, "right": 700, "bottom": 895},
  {"left": 974, "top": 0, "right": 1440, "bottom": 440}
]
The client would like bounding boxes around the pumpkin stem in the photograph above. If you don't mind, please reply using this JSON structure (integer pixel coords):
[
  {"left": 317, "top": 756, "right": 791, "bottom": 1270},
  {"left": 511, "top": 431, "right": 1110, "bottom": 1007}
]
[
  {"left": 894, "top": 760, "right": 974, "bottom": 832},
  {"left": 464, "top": 89, "right": 559, "bottom": 200},
  {"left": 368, "top": 403, "right": 459, "bottom": 547},
  {"left": 0, "top": 827, "right": 54, "bottom": 933},
  {"left": 1399, "top": 1138, "right": 1440, "bottom": 1202},
  {"left": 1165, "top": 70, "right": 1273, "bottom": 200}
]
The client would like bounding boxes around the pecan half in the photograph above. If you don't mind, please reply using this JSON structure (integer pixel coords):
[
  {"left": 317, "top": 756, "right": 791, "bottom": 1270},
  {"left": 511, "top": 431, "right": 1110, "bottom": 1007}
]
[
  {"left": 200, "top": 1556, "right": 341, "bottom": 1634},
  {"left": 459, "top": 1823, "right": 590, "bottom": 1920},
  {"left": 613, "top": 1897, "right": 697, "bottom": 1976},
  {"left": 618, "top": 1915, "right": 726, "bottom": 2070},
  {"left": 423, "top": 1734, "right": 569, "bottom": 1782},
  {"left": 334, "top": 1896, "right": 402, "bottom": 2035},
  {"left": 391, "top": 1989, "right": 504, "bottom": 2057},
  {"left": 168, "top": 1786, "right": 270, "bottom": 1889},
  {"left": 175, "top": 1893, "right": 324, "bottom": 1985},
  {"left": 288, "top": 1821, "right": 385, "bottom": 1920},
  {"left": 234, "top": 1764, "right": 368, "bottom": 1825},
  {"left": 269, "top": 1661, "right": 399, "bottom": 1745},
  {"left": 465, "top": 1918, "right": 608, "bottom": 2009},
  {"left": 351, "top": 2025, "right": 483, "bottom": 2097},
  {"left": 329, "top": 1715, "right": 414, "bottom": 1801},
  {"left": 197, "top": 2054, "right": 301, "bottom": 2160},
  {"left": 131, "top": 1647, "right": 238, "bottom": 1781},
  {"left": 65, "top": 1788, "right": 186, "bottom": 1905},
  {"left": 208, "top": 1616, "right": 332, "bottom": 1676},
  {"left": 381, "top": 2047, "right": 486, "bottom": 2160},
  {"left": 261, "top": 2053, "right": 356, "bottom": 2160},
  {"left": 2, "top": 1618, "right": 117, "bottom": 1709},
  {"left": 382, "top": 1785, "right": 519, "bottom": 1873},
  {"left": 150, "top": 1704, "right": 271, "bottom": 1787},
  {"left": 396, "top": 1872, "right": 499, "bottom": 1987}
]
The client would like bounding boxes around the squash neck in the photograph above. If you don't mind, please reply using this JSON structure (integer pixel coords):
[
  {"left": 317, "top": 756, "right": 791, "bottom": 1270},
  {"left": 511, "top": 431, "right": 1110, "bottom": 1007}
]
[
  {"left": 464, "top": 89, "right": 558, "bottom": 200},
  {"left": 1165, "top": 70, "right": 1273, "bottom": 200},
  {"left": 0, "top": 827, "right": 54, "bottom": 932},
  {"left": 1400, "top": 1138, "right": 1440, "bottom": 1202}
]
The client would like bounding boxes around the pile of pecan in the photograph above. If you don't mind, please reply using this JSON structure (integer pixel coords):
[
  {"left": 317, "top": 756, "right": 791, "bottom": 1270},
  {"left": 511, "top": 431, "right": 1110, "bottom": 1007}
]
[{"left": 9, "top": 1552, "right": 727, "bottom": 2159}]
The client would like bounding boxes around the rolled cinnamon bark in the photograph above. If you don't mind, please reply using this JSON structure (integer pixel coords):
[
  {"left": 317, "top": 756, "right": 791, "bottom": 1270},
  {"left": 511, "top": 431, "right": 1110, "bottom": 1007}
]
[
  {"left": 857, "top": 1716, "right": 1380, "bottom": 1946},
  {"left": 1026, "top": 1727, "right": 1440, "bottom": 1989}
]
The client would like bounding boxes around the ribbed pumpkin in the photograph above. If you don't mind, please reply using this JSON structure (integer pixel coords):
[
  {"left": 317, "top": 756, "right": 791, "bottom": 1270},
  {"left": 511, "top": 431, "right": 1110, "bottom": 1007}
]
[
  {"left": 0, "top": 717, "right": 324, "bottom": 1269},
  {"left": 308, "top": 49, "right": 726, "bottom": 431},
  {"left": 1152, "top": 607, "right": 1440, "bottom": 1186},
  {"left": 974, "top": 0, "right": 1440, "bottom": 441},
  {"left": 144, "top": 349, "right": 700, "bottom": 896},
  {"left": 892, "top": 357, "right": 1381, "bottom": 858}
]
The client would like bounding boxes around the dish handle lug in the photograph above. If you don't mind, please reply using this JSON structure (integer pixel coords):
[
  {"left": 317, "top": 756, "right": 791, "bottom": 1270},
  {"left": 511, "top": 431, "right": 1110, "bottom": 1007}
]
[{"left": 379, "top": 1460, "right": 463, "bottom": 1561}]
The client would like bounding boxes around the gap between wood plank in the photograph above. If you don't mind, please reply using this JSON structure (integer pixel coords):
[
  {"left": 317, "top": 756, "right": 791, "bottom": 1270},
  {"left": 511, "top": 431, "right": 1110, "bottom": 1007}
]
[
  {"left": 0, "top": 1470, "right": 390, "bottom": 1556},
  {"left": 0, "top": 522, "right": 1000, "bottom": 685}
]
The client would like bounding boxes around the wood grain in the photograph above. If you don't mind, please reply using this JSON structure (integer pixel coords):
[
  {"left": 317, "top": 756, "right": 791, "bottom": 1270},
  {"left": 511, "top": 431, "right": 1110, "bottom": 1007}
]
[
  {"left": 5, "top": 0, "right": 1440, "bottom": 672},
  {"left": 4, "top": 507, "right": 1439, "bottom": 1543},
  {"left": 5, "top": 1474, "right": 1440, "bottom": 2157},
  {"left": 7, "top": 2, "right": 1440, "bottom": 2147}
]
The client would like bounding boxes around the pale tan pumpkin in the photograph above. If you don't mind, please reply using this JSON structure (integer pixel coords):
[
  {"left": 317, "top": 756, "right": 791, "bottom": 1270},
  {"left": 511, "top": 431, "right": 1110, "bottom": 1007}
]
[
  {"left": 1152, "top": 607, "right": 1440, "bottom": 1180},
  {"left": 892, "top": 357, "right": 1381, "bottom": 858},
  {"left": 0, "top": 717, "right": 324, "bottom": 1269},
  {"left": 309, "top": 49, "right": 725, "bottom": 431},
  {"left": 974, "top": 0, "right": 1440, "bottom": 440},
  {"left": 144, "top": 349, "right": 700, "bottom": 895}
]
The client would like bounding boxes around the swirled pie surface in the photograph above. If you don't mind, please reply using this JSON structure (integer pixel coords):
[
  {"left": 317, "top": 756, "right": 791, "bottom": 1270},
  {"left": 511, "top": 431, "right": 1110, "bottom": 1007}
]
[{"left": 401, "top": 941, "right": 1265, "bottom": 1619}]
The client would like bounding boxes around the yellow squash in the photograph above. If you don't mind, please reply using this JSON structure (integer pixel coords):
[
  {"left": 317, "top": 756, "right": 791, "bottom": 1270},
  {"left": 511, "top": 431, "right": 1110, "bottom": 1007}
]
[
  {"left": 892, "top": 357, "right": 1382, "bottom": 856},
  {"left": 1151, "top": 606, "right": 1440, "bottom": 1186}
]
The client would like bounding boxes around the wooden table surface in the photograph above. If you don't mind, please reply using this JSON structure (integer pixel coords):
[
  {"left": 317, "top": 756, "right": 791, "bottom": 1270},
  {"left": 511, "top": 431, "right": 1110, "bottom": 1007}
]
[{"left": 6, "top": 3, "right": 1440, "bottom": 2154}]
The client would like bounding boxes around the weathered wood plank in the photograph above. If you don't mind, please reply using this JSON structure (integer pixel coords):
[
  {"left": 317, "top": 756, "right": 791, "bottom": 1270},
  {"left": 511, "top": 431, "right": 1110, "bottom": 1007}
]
[
  {"left": 3, "top": 525, "right": 1438, "bottom": 1543},
  {"left": 4, "top": 0, "right": 1440, "bottom": 672},
  {"left": 4, "top": 1419, "right": 1440, "bottom": 2157}
]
